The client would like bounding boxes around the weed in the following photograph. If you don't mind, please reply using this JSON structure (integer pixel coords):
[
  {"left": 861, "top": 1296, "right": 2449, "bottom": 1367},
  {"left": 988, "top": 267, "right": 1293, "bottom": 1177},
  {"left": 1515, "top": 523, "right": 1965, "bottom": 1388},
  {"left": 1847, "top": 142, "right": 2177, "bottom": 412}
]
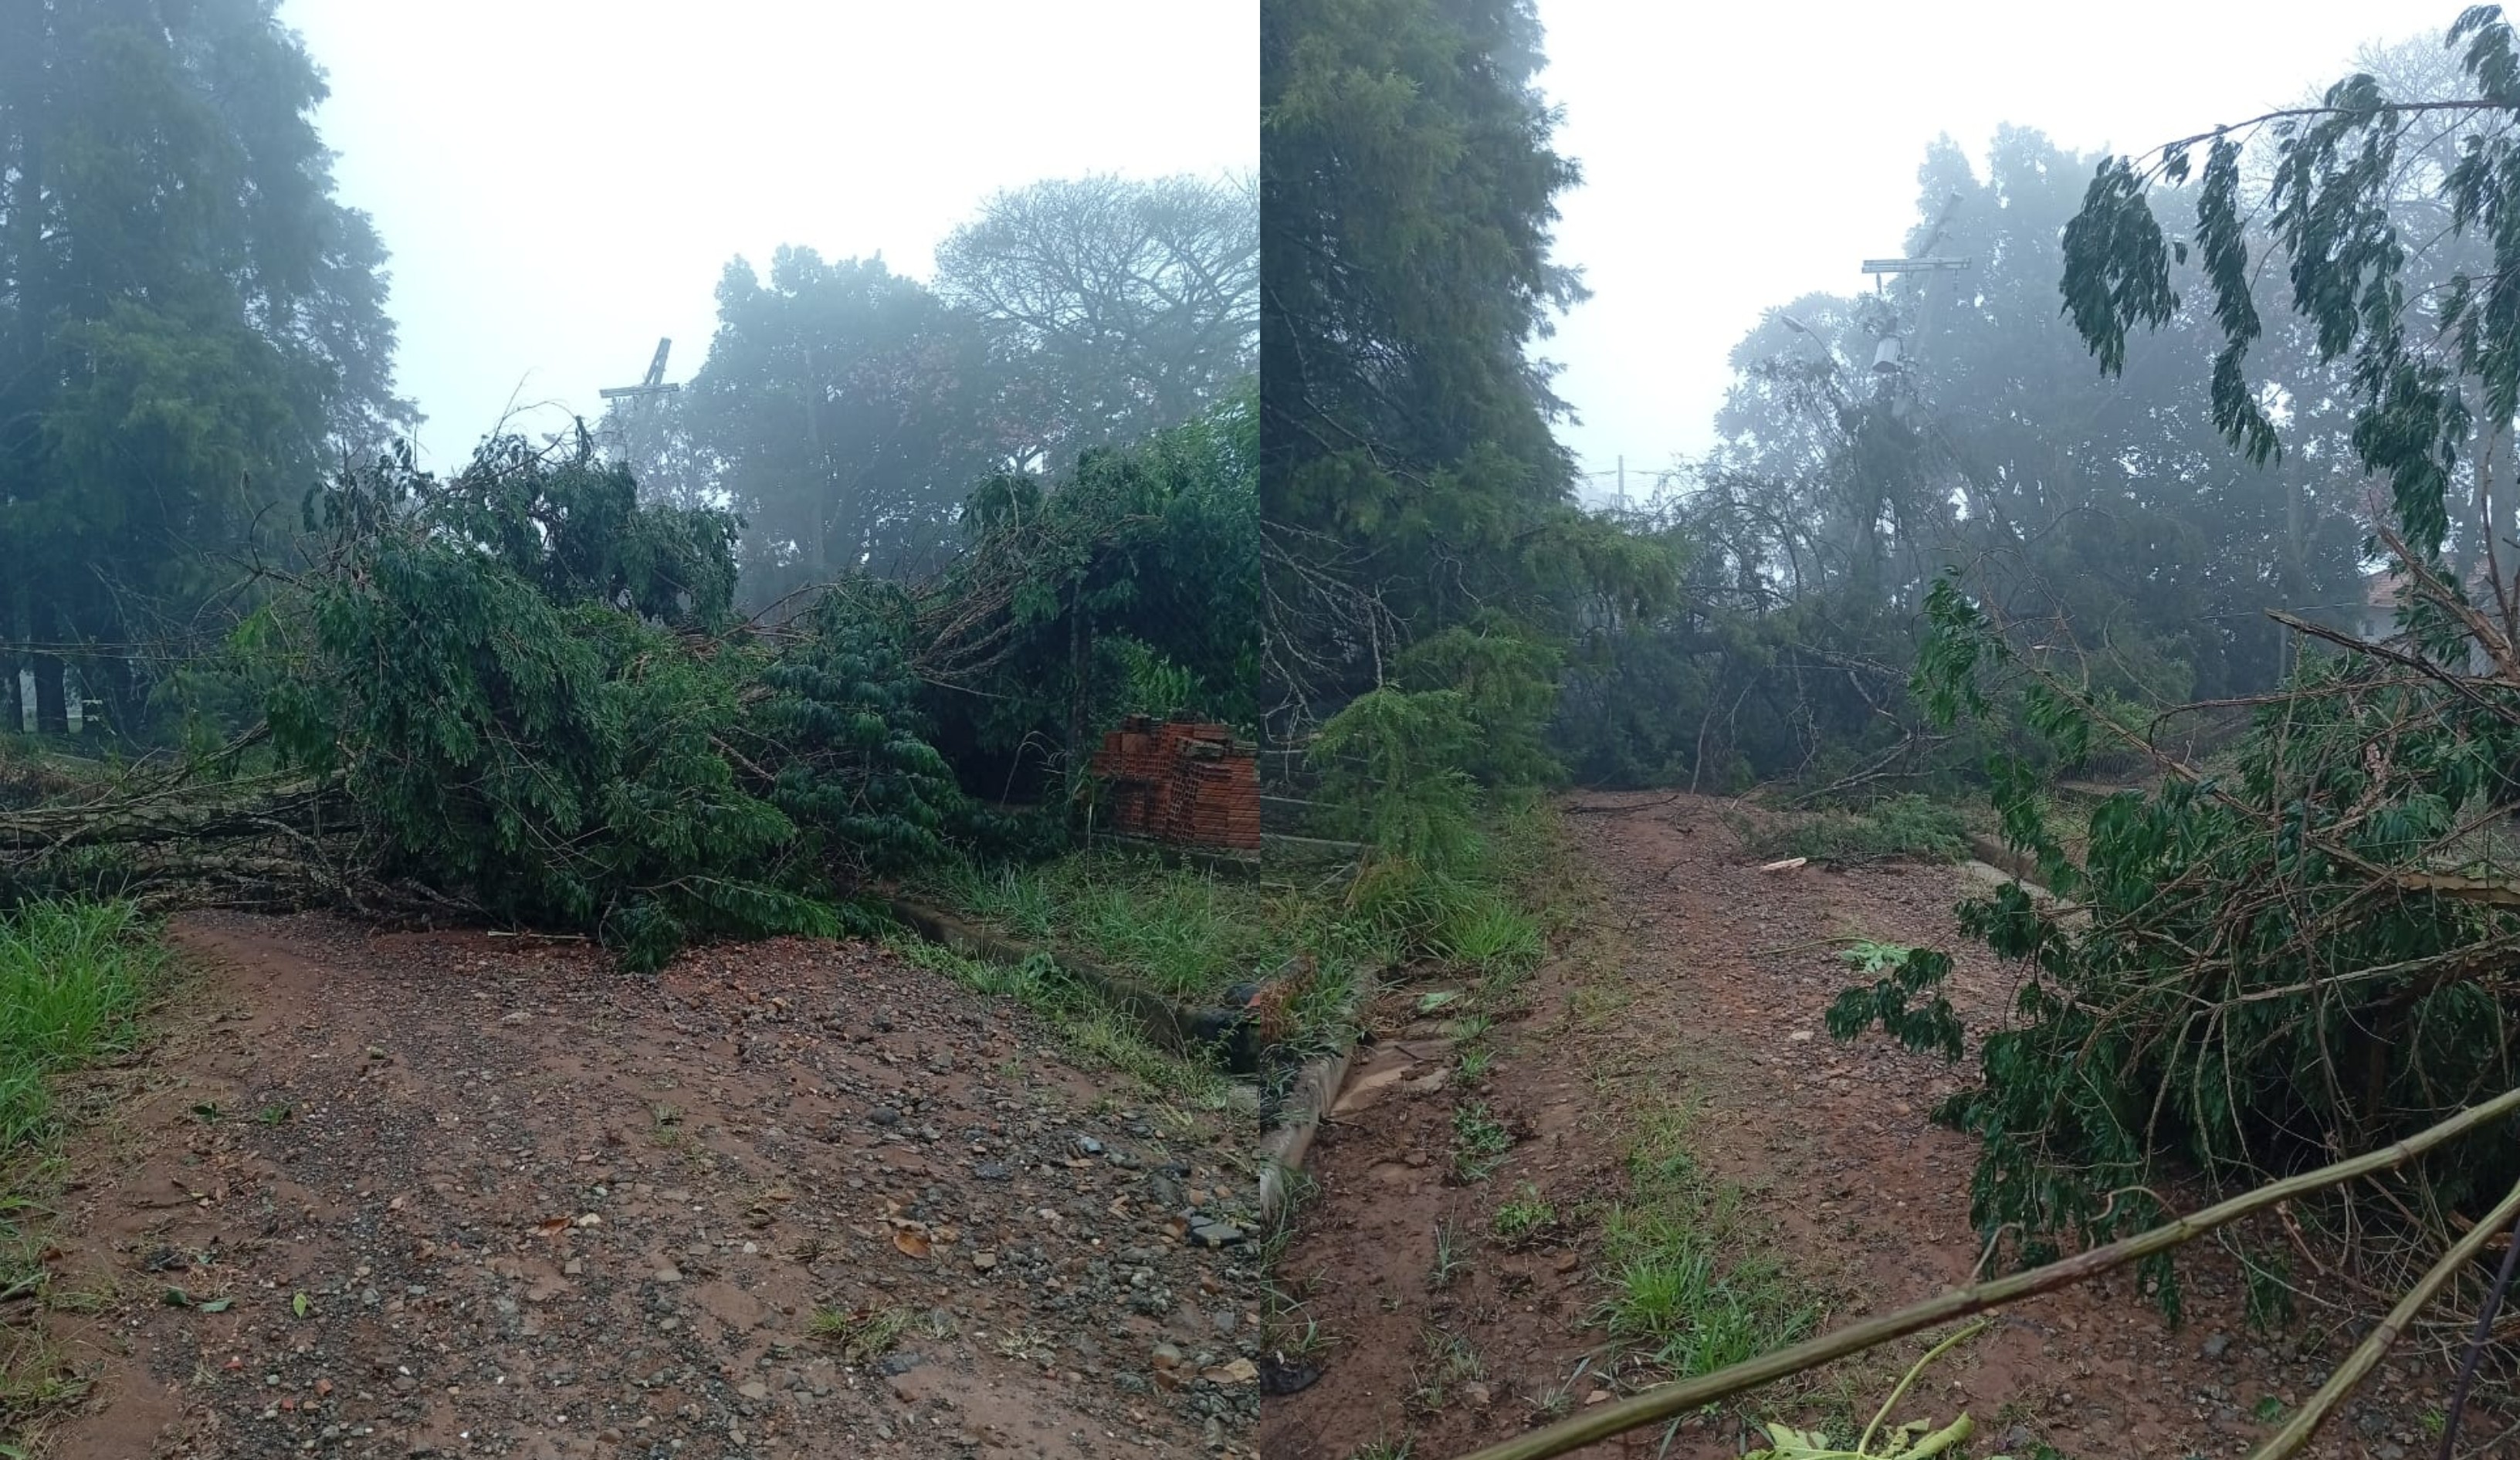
[
  {"left": 1346, "top": 1435, "right": 1414, "bottom": 1460},
  {"left": 1490, "top": 1184, "right": 1556, "bottom": 1245},
  {"left": 1057, "top": 1008, "right": 1232, "bottom": 1109},
  {"left": 256, "top": 1103, "right": 293, "bottom": 1126},
  {"left": 1428, "top": 1219, "right": 1466, "bottom": 1289},
  {"left": 928, "top": 852, "right": 1306, "bottom": 1006},
  {"left": 882, "top": 931, "right": 1231, "bottom": 1107},
  {"left": 1597, "top": 1102, "right": 1818, "bottom": 1384},
  {"left": 1407, "top": 1326, "right": 1484, "bottom": 1413},
  {"left": 1450, "top": 1102, "right": 1512, "bottom": 1182},
  {"left": 808, "top": 1305, "right": 914, "bottom": 1364},
  {"left": 1531, "top": 1357, "right": 1594, "bottom": 1421},
  {"left": 1455, "top": 1045, "right": 1495, "bottom": 1082}
]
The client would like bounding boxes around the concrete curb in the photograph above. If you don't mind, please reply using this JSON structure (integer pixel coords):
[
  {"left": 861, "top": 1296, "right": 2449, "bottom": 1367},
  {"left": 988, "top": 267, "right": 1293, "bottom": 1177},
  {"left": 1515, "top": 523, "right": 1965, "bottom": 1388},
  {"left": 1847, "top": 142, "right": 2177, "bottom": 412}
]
[
  {"left": 1256, "top": 965, "right": 1377, "bottom": 1222},
  {"left": 882, "top": 897, "right": 1259, "bottom": 1075}
]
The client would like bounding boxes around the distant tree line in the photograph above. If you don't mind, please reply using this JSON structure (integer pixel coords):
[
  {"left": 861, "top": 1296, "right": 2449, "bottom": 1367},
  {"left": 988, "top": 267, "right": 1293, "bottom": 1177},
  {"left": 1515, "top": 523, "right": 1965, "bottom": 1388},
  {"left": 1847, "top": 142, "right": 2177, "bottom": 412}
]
[{"left": 612, "top": 172, "right": 1257, "bottom": 611}]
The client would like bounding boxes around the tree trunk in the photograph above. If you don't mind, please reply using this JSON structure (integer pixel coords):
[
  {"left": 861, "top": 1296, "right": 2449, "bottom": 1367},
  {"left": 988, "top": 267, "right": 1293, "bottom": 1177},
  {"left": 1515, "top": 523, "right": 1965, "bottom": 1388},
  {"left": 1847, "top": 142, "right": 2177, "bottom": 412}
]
[
  {"left": 1065, "top": 585, "right": 1092, "bottom": 809},
  {"left": 31, "top": 653, "right": 66, "bottom": 736}
]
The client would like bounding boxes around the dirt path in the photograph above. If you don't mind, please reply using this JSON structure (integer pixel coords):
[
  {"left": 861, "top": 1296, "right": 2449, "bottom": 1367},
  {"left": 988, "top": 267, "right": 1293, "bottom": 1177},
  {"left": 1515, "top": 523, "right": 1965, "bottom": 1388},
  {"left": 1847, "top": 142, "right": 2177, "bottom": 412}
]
[
  {"left": 1264, "top": 793, "right": 2472, "bottom": 1460},
  {"left": 30, "top": 912, "right": 1260, "bottom": 1459}
]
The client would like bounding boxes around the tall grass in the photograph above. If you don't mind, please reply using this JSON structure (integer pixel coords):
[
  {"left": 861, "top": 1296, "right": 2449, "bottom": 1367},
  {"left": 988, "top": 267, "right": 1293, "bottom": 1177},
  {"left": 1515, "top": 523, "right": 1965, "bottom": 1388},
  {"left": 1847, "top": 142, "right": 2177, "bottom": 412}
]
[
  {"left": 928, "top": 854, "right": 1316, "bottom": 1003},
  {"left": 0, "top": 899, "right": 169, "bottom": 1430},
  {"left": 0, "top": 900, "right": 168, "bottom": 1152}
]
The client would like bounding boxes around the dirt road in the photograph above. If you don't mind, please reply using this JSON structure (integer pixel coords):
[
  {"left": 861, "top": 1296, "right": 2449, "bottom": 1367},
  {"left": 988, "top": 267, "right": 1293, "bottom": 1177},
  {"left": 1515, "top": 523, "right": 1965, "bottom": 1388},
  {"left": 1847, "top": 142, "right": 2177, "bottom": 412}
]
[
  {"left": 32, "top": 913, "right": 1260, "bottom": 1459},
  {"left": 1265, "top": 793, "right": 2468, "bottom": 1460}
]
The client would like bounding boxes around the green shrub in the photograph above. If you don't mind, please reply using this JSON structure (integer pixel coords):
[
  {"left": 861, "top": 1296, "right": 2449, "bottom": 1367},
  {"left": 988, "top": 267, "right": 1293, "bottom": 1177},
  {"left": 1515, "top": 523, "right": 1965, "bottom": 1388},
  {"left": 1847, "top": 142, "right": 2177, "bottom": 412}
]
[{"left": 1307, "top": 688, "right": 1482, "bottom": 869}]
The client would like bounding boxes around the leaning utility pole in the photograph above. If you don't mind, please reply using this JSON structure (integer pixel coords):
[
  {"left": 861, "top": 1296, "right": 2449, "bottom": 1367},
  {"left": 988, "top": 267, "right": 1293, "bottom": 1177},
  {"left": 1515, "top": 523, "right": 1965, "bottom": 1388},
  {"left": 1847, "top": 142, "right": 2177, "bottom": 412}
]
[
  {"left": 596, "top": 337, "right": 680, "bottom": 468},
  {"left": 1858, "top": 193, "right": 1970, "bottom": 386}
]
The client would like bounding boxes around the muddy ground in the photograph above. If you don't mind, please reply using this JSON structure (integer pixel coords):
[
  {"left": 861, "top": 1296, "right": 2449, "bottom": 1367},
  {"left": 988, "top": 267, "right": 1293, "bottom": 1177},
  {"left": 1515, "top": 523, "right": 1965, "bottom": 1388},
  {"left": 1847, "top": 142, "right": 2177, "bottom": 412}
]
[
  {"left": 1264, "top": 792, "right": 2503, "bottom": 1460},
  {"left": 30, "top": 913, "right": 1262, "bottom": 1459}
]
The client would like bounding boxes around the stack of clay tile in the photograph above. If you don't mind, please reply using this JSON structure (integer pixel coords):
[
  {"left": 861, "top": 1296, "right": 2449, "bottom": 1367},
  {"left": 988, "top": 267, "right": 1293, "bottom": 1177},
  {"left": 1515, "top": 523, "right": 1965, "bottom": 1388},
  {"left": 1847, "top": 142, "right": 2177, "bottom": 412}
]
[{"left": 1089, "top": 714, "right": 1261, "bottom": 852}]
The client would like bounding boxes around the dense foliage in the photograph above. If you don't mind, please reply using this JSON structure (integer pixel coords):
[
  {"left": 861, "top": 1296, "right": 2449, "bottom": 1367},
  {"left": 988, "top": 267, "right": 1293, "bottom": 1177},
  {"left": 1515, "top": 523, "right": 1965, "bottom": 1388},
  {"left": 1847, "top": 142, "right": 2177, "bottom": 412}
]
[
  {"left": 246, "top": 439, "right": 961, "bottom": 969},
  {"left": 910, "top": 385, "right": 1262, "bottom": 799}
]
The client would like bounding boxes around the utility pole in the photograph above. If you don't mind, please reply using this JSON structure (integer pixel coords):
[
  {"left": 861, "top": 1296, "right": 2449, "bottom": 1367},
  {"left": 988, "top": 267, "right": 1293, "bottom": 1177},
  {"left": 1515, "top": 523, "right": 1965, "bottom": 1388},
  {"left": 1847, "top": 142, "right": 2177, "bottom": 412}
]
[
  {"left": 1860, "top": 193, "right": 1970, "bottom": 387},
  {"left": 1617, "top": 455, "right": 1626, "bottom": 511},
  {"left": 596, "top": 337, "right": 680, "bottom": 469}
]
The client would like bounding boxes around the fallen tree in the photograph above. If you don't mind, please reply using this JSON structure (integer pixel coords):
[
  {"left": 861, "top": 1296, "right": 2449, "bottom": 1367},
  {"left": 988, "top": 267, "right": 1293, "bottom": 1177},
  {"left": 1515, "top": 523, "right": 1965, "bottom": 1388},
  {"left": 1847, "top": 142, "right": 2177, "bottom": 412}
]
[{"left": 2, "top": 435, "right": 962, "bottom": 967}]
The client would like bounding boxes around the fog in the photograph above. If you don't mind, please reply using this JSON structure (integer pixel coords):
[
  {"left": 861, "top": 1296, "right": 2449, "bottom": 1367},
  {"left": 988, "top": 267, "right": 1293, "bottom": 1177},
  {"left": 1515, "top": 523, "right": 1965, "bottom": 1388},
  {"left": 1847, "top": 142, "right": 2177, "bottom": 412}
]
[
  {"left": 1539, "top": 0, "right": 2416, "bottom": 500},
  {"left": 283, "top": 0, "right": 1258, "bottom": 464}
]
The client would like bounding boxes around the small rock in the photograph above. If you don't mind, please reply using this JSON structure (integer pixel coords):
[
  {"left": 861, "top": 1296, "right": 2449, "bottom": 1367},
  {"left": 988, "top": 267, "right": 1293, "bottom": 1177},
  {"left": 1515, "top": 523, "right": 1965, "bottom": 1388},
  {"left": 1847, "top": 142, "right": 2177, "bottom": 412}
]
[
  {"left": 870, "top": 1106, "right": 901, "bottom": 1128},
  {"left": 879, "top": 1351, "right": 923, "bottom": 1376},
  {"left": 1191, "top": 1222, "right": 1245, "bottom": 1248},
  {"left": 971, "top": 1251, "right": 998, "bottom": 1272},
  {"left": 738, "top": 1380, "right": 769, "bottom": 1401},
  {"left": 1204, "top": 1357, "right": 1258, "bottom": 1386}
]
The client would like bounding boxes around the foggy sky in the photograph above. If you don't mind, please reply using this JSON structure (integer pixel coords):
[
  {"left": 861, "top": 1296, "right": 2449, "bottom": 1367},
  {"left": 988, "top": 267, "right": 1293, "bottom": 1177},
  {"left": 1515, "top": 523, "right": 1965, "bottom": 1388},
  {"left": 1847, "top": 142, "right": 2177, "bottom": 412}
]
[
  {"left": 1538, "top": 1, "right": 2432, "bottom": 504},
  {"left": 282, "top": 0, "right": 1258, "bottom": 467}
]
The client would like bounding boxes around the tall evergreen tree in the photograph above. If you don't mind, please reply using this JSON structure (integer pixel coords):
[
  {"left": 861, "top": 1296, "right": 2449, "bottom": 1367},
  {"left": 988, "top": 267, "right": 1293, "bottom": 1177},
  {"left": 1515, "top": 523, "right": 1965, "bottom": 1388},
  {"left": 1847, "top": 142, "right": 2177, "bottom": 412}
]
[
  {"left": 1259, "top": 0, "right": 1665, "bottom": 739},
  {"left": 0, "top": 0, "right": 412, "bottom": 736}
]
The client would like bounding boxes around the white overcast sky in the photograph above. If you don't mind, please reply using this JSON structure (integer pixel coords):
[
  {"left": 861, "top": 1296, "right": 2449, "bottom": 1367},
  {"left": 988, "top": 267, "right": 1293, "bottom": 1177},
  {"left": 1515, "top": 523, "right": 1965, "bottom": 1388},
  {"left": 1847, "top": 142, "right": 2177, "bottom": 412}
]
[
  {"left": 1538, "top": 0, "right": 2435, "bottom": 500},
  {"left": 279, "top": 1, "right": 1258, "bottom": 467}
]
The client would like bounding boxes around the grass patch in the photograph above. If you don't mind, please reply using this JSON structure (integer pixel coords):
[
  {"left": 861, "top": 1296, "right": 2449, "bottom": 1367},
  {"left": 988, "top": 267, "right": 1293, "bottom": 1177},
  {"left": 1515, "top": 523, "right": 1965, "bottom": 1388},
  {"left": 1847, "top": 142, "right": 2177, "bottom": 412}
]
[
  {"left": 0, "top": 899, "right": 174, "bottom": 1436},
  {"left": 926, "top": 852, "right": 1312, "bottom": 1006},
  {"left": 1743, "top": 794, "right": 1970, "bottom": 868},
  {"left": 0, "top": 901, "right": 167, "bottom": 1149},
  {"left": 1596, "top": 1102, "right": 1819, "bottom": 1385},
  {"left": 1407, "top": 1325, "right": 1485, "bottom": 1414}
]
